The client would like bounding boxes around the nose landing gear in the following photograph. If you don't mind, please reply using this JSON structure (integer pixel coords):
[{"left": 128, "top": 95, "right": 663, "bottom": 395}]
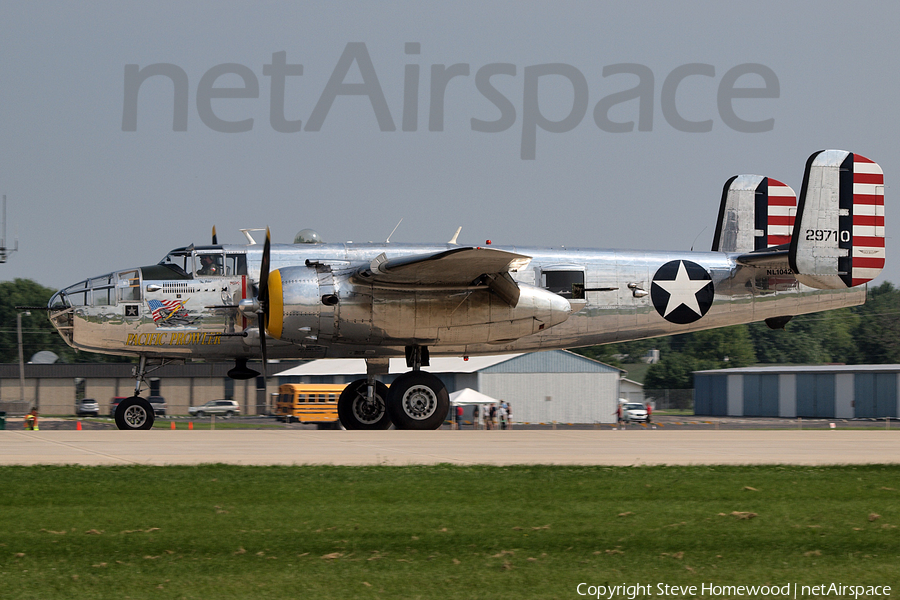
[{"left": 113, "top": 355, "right": 173, "bottom": 430}]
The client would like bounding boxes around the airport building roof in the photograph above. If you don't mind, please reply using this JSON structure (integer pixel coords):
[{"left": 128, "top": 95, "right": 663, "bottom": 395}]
[
  {"left": 275, "top": 350, "right": 622, "bottom": 377},
  {"left": 695, "top": 364, "right": 900, "bottom": 375}
]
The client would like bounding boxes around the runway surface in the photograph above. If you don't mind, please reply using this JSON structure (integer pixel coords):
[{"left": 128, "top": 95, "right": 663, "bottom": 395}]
[{"left": 1, "top": 430, "right": 899, "bottom": 466}]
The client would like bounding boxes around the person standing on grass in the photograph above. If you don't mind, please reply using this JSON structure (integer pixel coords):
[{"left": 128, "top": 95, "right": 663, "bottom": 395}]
[
  {"left": 455, "top": 404, "right": 464, "bottom": 429},
  {"left": 488, "top": 404, "right": 496, "bottom": 430},
  {"left": 499, "top": 402, "right": 508, "bottom": 430},
  {"left": 472, "top": 404, "right": 480, "bottom": 429},
  {"left": 646, "top": 403, "right": 652, "bottom": 424},
  {"left": 506, "top": 402, "right": 513, "bottom": 429}
]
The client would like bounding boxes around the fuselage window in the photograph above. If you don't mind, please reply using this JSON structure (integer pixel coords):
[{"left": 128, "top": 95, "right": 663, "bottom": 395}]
[
  {"left": 543, "top": 270, "right": 585, "bottom": 299},
  {"left": 117, "top": 270, "right": 142, "bottom": 302}
]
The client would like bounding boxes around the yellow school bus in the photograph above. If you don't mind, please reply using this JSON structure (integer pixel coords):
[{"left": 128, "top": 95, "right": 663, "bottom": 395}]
[{"left": 275, "top": 384, "right": 345, "bottom": 428}]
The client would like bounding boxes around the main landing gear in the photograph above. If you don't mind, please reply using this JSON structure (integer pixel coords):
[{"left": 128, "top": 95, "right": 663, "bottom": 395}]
[
  {"left": 113, "top": 356, "right": 161, "bottom": 431},
  {"left": 337, "top": 346, "right": 450, "bottom": 431}
]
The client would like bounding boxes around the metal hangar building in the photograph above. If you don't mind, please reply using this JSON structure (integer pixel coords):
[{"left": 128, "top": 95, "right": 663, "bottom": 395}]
[
  {"left": 277, "top": 350, "right": 626, "bottom": 425},
  {"left": 694, "top": 364, "right": 900, "bottom": 419}
]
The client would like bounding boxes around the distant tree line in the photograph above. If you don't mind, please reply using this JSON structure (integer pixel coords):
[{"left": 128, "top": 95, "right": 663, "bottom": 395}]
[{"left": 574, "top": 282, "right": 900, "bottom": 389}]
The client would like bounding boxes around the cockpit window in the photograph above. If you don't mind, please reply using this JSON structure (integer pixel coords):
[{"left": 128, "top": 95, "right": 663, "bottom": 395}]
[
  {"left": 227, "top": 254, "right": 247, "bottom": 276},
  {"left": 197, "top": 253, "right": 224, "bottom": 276},
  {"left": 159, "top": 251, "right": 192, "bottom": 277},
  {"left": 158, "top": 249, "right": 246, "bottom": 277}
]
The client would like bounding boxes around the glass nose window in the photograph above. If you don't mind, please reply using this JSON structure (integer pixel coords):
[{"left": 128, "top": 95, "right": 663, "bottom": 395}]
[{"left": 117, "top": 270, "right": 141, "bottom": 302}]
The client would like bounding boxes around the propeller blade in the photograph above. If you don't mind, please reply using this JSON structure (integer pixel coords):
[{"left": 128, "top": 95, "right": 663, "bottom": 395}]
[
  {"left": 258, "top": 227, "right": 271, "bottom": 307},
  {"left": 259, "top": 311, "right": 268, "bottom": 378},
  {"left": 256, "top": 227, "right": 271, "bottom": 378},
  {"left": 212, "top": 225, "right": 218, "bottom": 245}
]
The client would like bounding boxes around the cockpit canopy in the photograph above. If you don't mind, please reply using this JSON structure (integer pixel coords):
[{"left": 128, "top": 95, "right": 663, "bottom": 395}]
[
  {"left": 158, "top": 247, "right": 247, "bottom": 278},
  {"left": 50, "top": 247, "right": 249, "bottom": 309}
]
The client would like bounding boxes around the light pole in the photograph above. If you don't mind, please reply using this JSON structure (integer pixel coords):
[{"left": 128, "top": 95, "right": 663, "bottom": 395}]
[{"left": 17, "top": 311, "right": 30, "bottom": 409}]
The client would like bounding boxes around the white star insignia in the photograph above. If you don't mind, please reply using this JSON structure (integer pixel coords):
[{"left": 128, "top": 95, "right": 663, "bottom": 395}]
[{"left": 654, "top": 261, "right": 711, "bottom": 317}]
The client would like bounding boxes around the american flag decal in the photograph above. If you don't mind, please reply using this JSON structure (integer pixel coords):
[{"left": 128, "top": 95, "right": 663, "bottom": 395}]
[{"left": 147, "top": 299, "right": 193, "bottom": 327}]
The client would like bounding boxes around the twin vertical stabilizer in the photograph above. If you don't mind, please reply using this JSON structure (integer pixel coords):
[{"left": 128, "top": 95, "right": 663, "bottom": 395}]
[
  {"left": 715, "top": 150, "right": 884, "bottom": 289},
  {"left": 712, "top": 176, "right": 796, "bottom": 252},
  {"left": 789, "top": 150, "right": 885, "bottom": 289}
]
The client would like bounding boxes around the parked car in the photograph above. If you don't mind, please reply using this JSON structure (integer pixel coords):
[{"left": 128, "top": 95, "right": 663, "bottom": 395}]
[
  {"left": 147, "top": 396, "right": 167, "bottom": 416},
  {"left": 622, "top": 402, "right": 649, "bottom": 423},
  {"left": 76, "top": 398, "right": 100, "bottom": 417},
  {"left": 189, "top": 400, "right": 240, "bottom": 418},
  {"left": 109, "top": 396, "right": 128, "bottom": 417}
]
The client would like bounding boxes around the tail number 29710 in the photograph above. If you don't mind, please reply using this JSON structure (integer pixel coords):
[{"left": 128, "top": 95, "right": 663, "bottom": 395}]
[{"left": 805, "top": 229, "right": 850, "bottom": 242}]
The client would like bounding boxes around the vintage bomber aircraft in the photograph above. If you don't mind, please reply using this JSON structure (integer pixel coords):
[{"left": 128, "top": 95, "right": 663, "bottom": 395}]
[{"left": 46, "top": 150, "right": 884, "bottom": 431}]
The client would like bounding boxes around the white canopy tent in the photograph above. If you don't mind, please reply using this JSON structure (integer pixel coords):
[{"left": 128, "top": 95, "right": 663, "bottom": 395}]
[{"left": 448, "top": 388, "right": 500, "bottom": 406}]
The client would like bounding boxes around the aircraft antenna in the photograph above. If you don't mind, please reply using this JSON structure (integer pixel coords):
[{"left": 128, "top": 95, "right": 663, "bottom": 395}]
[
  {"left": 448, "top": 226, "right": 462, "bottom": 245},
  {"left": 0, "top": 194, "right": 17, "bottom": 264},
  {"left": 690, "top": 226, "right": 707, "bottom": 252},
  {"left": 386, "top": 218, "right": 403, "bottom": 243}
]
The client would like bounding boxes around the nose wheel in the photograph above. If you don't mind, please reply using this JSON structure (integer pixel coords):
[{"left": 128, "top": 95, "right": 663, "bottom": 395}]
[{"left": 114, "top": 396, "right": 155, "bottom": 430}]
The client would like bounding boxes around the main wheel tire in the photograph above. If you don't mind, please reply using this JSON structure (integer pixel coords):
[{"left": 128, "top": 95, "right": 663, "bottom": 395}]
[
  {"left": 337, "top": 380, "right": 392, "bottom": 430},
  {"left": 114, "top": 396, "right": 155, "bottom": 430},
  {"left": 386, "top": 371, "right": 450, "bottom": 430}
]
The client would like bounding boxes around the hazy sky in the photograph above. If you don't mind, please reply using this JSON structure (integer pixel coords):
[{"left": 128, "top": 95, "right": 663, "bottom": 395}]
[{"left": 1, "top": 2, "right": 897, "bottom": 290}]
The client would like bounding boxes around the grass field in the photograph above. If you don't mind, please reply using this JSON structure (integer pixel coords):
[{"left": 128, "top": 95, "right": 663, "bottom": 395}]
[{"left": 1, "top": 465, "right": 898, "bottom": 599}]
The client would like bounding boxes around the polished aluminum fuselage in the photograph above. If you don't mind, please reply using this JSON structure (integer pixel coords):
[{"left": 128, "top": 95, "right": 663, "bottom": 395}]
[{"left": 49, "top": 241, "right": 865, "bottom": 361}]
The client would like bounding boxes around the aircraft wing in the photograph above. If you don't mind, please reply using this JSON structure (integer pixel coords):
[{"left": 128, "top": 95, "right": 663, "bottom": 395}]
[{"left": 355, "top": 247, "right": 532, "bottom": 305}]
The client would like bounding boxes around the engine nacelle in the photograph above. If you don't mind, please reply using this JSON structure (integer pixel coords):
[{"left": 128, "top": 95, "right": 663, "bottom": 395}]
[
  {"left": 266, "top": 265, "right": 329, "bottom": 344},
  {"left": 267, "top": 264, "right": 571, "bottom": 347}
]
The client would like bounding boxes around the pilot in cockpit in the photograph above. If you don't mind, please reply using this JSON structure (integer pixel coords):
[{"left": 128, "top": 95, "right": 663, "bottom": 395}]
[{"left": 198, "top": 255, "right": 219, "bottom": 276}]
